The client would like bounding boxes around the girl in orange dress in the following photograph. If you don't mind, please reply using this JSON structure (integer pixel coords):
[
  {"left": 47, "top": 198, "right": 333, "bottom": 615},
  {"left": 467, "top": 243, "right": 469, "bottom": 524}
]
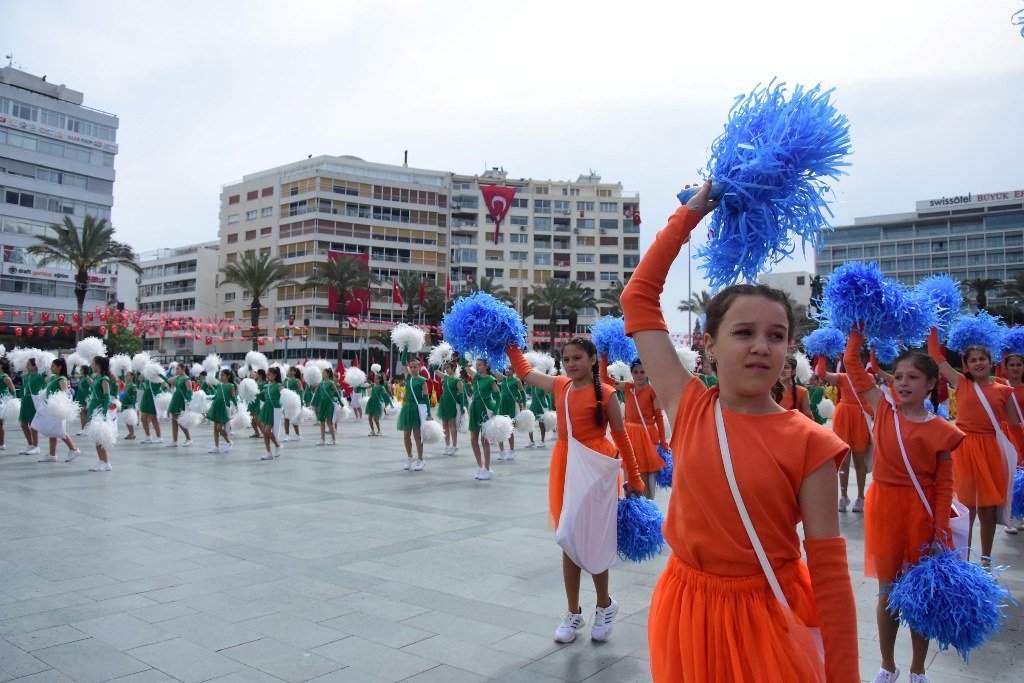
[
  {"left": 621, "top": 181, "right": 858, "bottom": 683},
  {"left": 998, "top": 352, "right": 1024, "bottom": 534},
  {"left": 928, "top": 330, "right": 1019, "bottom": 563},
  {"left": 775, "top": 355, "right": 814, "bottom": 419},
  {"left": 601, "top": 357, "right": 669, "bottom": 498},
  {"left": 843, "top": 330, "right": 964, "bottom": 683},
  {"left": 506, "top": 338, "right": 644, "bottom": 644},
  {"left": 816, "top": 355, "right": 874, "bottom": 513}
]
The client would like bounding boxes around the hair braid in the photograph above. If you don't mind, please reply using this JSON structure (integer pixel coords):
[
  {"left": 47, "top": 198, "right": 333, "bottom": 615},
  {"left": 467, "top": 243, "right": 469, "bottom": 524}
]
[{"left": 591, "top": 359, "right": 605, "bottom": 427}]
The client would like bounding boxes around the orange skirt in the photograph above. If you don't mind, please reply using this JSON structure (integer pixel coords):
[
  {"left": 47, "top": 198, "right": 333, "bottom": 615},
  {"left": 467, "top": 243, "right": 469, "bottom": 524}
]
[
  {"left": 831, "top": 403, "right": 869, "bottom": 453},
  {"left": 624, "top": 421, "right": 663, "bottom": 473},
  {"left": 549, "top": 436, "right": 617, "bottom": 529},
  {"left": 864, "top": 483, "right": 936, "bottom": 583},
  {"left": 1007, "top": 424, "right": 1024, "bottom": 467},
  {"left": 649, "top": 554, "right": 823, "bottom": 683},
  {"left": 953, "top": 433, "right": 1010, "bottom": 507}
]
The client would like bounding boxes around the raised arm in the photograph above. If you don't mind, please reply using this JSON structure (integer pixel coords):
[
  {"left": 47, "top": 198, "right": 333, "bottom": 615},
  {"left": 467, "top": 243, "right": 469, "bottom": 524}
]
[
  {"left": 506, "top": 346, "right": 556, "bottom": 394},
  {"left": 814, "top": 356, "right": 841, "bottom": 387},
  {"left": 843, "top": 329, "right": 884, "bottom": 415},
  {"left": 928, "top": 327, "right": 961, "bottom": 390},
  {"left": 622, "top": 181, "right": 718, "bottom": 422},
  {"left": 599, "top": 356, "right": 627, "bottom": 393}
]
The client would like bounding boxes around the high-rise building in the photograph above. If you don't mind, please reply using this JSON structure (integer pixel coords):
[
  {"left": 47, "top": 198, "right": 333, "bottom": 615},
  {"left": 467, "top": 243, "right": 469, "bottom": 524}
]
[
  {"left": 0, "top": 66, "right": 123, "bottom": 318},
  {"left": 215, "top": 156, "right": 641, "bottom": 362}
]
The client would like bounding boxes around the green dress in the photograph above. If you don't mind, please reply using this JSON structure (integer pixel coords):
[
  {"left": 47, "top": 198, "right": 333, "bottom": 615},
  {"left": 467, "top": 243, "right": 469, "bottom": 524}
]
[
  {"left": 258, "top": 382, "right": 281, "bottom": 424},
  {"left": 529, "top": 385, "right": 552, "bottom": 417},
  {"left": 497, "top": 376, "right": 521, "bottom": 418},
  {"left": 313, "top": 380, "right": 339, "bottom": 422},
  {"left": 207, "top": 383, "right": 234, "bottom": 424},
  {"left": 808, "top": 385, "right": 828, "bottom": 425},
  {"left": 87, "top": 375, "right": 113, "bottom": 421},
  {"left": 699, "top": 374, "right": 718, "bottom": 388},
  {"left": 121, "top": 383, "right": 138, "bottom": 410},
  {"left": 397, "top": 376, "right": 431, "bottom": 430},
  {"left": 365, "top": 384, "right": 387, "bottom": 418},
  {"left": 0, "top": 372, "right": 12, "bottom": 399},
  {"left": 19, "top": 371, "right": 46, "bottom": 423},
  {"left": 468, "top": 374, "right": 498, "bottom": 432},
  {"left": 167, "top": 375, "right": 192, "bottom": 415},
  {"left": 139, "top": 380, "right": 165, "bottom": 415},
  {"left": 44, "top": 375, "right": 67, "bottom": 397},
  {"left": 436, "top": 376, "right": 461, "bottom": 420},
  {"left": 74, "top": 368, "right": 92, "bottom": 407},
  {"left": 247, "top": 381, "right": 264, "bottom": 422}
]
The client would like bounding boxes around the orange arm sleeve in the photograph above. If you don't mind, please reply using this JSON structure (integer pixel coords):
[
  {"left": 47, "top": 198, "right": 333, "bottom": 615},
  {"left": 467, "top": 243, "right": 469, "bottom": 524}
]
[
  {"left": 815, "top": 356, "right": 827, "bottom": 379},
  {"left": 927, "top": 328, "right": 945, "bottom": 365},
  {"left": 868, "top": 348, "right": 879, "bottom": 376},
  {"left": 933, "top": 459, "right": 954, "bottom": 545},
  {"left": 599, "top": 356, "right": 613, "bottom": 387},
  {"left": 804, "top": 536, "right": 859, "bottom": 683},
  {"left": 621, "top": 206, "right": 703, "bottom": 335},
  {"left": 611, "top": 428, "right": 644, "bottom": 493},
  {"left": 842, "top": 330, "right": 876, "bottom": 394},
  {"left": 506, "top": 346, "right": 532, "bottom": 381},
  {"left": 654, "top": 410, "right": 668, "bottom": 448}
]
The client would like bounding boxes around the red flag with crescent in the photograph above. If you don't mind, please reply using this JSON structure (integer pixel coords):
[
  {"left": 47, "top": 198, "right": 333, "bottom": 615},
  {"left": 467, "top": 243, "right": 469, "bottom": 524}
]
[{"left": 480, "top": 185, "right": 517, "bottom": 245}]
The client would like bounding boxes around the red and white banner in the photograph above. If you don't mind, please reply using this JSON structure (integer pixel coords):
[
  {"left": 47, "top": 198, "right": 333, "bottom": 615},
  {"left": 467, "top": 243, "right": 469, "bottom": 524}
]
[{"left": 480, "top": 185, "right": 517, "bottom": 245}]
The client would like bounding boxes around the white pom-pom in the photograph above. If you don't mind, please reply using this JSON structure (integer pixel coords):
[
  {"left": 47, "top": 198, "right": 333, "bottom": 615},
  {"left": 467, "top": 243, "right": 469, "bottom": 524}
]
[
  {"left": 237, "top": 365, "right": 249, "bottom": 379},
  {"left": 176, "top": 410, "right": 203, "bottom": 430},
  {"left": 188, "top": 363, "right": 202, "bottom": 378},
  {"left": 340, "top": 404, "right": 353, "bottom": 421},
  {"left": 421, "top": 419, "right": 444, "bottom": 444},
  {"left": 205, "top": 373, "right": 219, "bottom": 387},
  {"left": 303, "top": 364, "right": 323, "bottom": 387},
  {"left": 675, "top": 346, "right": 699, "bottom": 372},
  {"left": 75, "top": 337, "right": 107, "bottom": 363},
  {"left": 370, "top": 363, "right": 382, "bottom": 373},
  {"left": 131, "top": 352, "right": 151, "bottom": 373},
  {"left": 7, "top": 347, "right": 29, "bottom": 372},
  {"left": 817, "top": 398, "right": 835, "bottom": 419},
  {"left": 313, "top": 359, "right": 333, "bottom": 372},
  {"left": 86, "top": 412, "right": 118, "bottom": 448},
  {"left": 344, "top": 367, "right": 367, "bottom": 388},
  {"left": 37, "top": 351, "right": 56, "bottom": 375},
  {"left": 155, "top": 392, "right": 173, "bottom": 414},
  {"left": 794, "top": 351, "right": 812, "bottom": 384},
  {"left": 110, "top": 354, "right": 132, "bottom": 378},
  {"left": 524, "top": 351, "right": 556, "bottom": 375},
  {"left": 119, "top": 407, "right": 139, "bottom": 427},
  {"left": 281, "top": 388, "right": 302, "bottom": 420},
  {"left": 481, "top": 415, "right": 514, "bottom": 443},
  {"left": 466, "top": 366, "right": 477, "bottom": 377},
  {"left": 202, "top": 353, "right": 222, "bottom": 377},
  {"left": 142, "top": 362, "right": 165, "bottom": 383},
  {"left": 229, "top": 408, "right": 252, "bottom": 431},
  {"left": 428, "top": 342, "right": 453, "bottom": 369},
  {"left": 188, "top": 391, "right": 210, "bottom": 415},
  {"left": 0, "top": 343, "right": 4, "bottom": 358},
  {"left": 391, "top": 324, "right": 425, "bottom": 353},
  {"left": 1, "top": 395, "right": 22, "bottom": 422},
  {"left": 541, "top": 410, "right": 557, "bottom": 431},
  {"left": 237, "top": 378, "right": 259, "bottom": 404},
  {"left": 299, "top": 406, "right": 316, "bottom": 424},
  {"left": 607, "top": 360, "right": 631, "bottom": 382},
  {"left": 514, "top": 409, "right": 536, "bottom": 434},
  {"left": 46, "top": 392, "right": 81, "bottom": 422},
  {"left": 245, "top": 351, "right": 269, "bottom": 372}
]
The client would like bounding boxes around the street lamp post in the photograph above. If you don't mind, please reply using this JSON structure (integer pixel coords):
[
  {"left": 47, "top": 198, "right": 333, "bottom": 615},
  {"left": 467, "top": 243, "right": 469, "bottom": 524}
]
[{"left": 1013, "top": 301, "right": 1019, "bottom": 326}]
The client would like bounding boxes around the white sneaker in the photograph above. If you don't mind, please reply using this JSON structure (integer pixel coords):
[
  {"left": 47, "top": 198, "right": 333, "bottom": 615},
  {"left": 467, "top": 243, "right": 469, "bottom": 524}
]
[
  {"left": 151, "top": 438, "right": 163, "bottom": 445},
  {"left": 538, "top": 442, "right": 547, "bottom": 449},
  {"left": 507, "top": 450, "right": 517, "bottom": 461},
  {"left": 18, "top": 446, "right": 30, "bottom": 454},
  {"left": 554, "top": 611, "right": 585, "bottom": 643},
  {"left": 88, "top": 461, "right": 112, "bottom": 472},
  {"left": 140, "top": 437, "right": 152, "bottom": 444},
  {"left": 293, "top": 435, "right": 301, "bottom": 442},
  {"left": 0, "top": 444, "right": 6, "bottom": 450},
  {"left": 838, "top": 496, "right": 850, "bottom": 512},
  {"left": 182, "top": 440, "right": 192, "bottom": 447},
  {"left": 65, "top": 450, "right": 82, "bottom": 462},
  {"left": 478, "top": 469, "right": 493, "bottom": 480},
  {"left": 223, "top": 442, "right": 233, "bottom": 452},
  {"left": 38, "top": 454, "right": 57, "bottom": 462},
  {"left": 260, "top": 452, "right": 274, "bottom": 460},
  {"left": 166, "top": 442, "right": 178, "bottom": 448},
  {"left": 1005, "top": 527, "right": 1019, "bottom": 535},
  {"left": 75, "top": 430, "right": 87, "bottom": 436},
  {"left": 474, "top": 468, "right": 484, "bottom": 480},
  {"left": 273, "top": 447, "right": 282, "bottom": 459},
  {"left": 526, "top": 442, "right": 537, "bottom": 449},
  {"left": 25, "top": 446, "right": 40, "bottom": 455},
  {"left": 316, "top": 441, "right": 326, "bottom": 447},
  {"left": 404, "top": 459, "right": 412, "bottom": 470},
  {"left": 852, "top": 497, "right": 865, "bottom": 513},
  {"left": 413, "top": 459, "right": 425, "bottom": 471},
  {"left": 208, "top": 447, "right": 221, "bottom": 454},
  {"left": 591, "top": 597, "right": 618, "bottom": 641},
  {"left": 497, "top": 450, "right": 507, "bottom": 461},
  {"left": 450, "top": 445, "right": 458, "bottom": 455},
  {"left": 871, "top": 667, "right": 900, "bottom": 683},
  {"left": 908, "top": 673, "right": 929, "bottom": 683}
]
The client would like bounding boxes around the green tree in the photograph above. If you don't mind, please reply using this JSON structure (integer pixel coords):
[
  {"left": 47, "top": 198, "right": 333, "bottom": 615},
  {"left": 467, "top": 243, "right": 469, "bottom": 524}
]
[
  {"left": 396, "top": 271, "right": 425, "bottom": 320},
  {"left": 26, "top": 215, "right": 141, "bottom": 341},
  {"left": 1000, "top": 272, "right": 1024, "bottom": 303},
  {"left": 219, "top": 252, "right": 295, "bottom": 352},
  {"left": 678, "top": 290, "right": 713, "bottom": 317},
  {"left": 470, "top": 276, "right": 510, "bottom": 302},
  {"left": 963, "top": 278, "right": 1003, "bottom": 311},
  {"left": 524, "top": 279, "right": 570, "bottom": 348},
  {"left": 105, "top": 327, "right": 144, "bottom": 357},
  {"left": 422, "top": 285, "right": 447, "bottom": 330},
  {"left": 301, "top": 254, "right": 380, "bottom": 362},
  {"left": 564, "top": 281, "right": 597, "bottom": 336},
  {"left": 598, "top": 280, "right": 625, "bottom": 317}
]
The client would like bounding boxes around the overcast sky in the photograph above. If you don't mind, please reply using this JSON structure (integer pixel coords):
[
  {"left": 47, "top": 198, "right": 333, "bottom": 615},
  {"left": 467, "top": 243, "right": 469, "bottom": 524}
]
[{"left": 5, "top": 0, "right": 1024, "bottom": 332}]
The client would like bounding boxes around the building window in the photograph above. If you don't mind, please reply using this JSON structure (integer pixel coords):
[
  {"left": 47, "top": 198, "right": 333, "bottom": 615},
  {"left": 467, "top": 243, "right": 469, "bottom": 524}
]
[
  {"left": 577, "top": 219, "right": 595, "bottom": 229},
  {"left": 510, "top": 215, "right": 528, "bottom": 226},
  {"left": 577, "top": 201, "right": 595, "bottom": 212},
  {"left": 535, "top": 253, "right": 552, "bottom": 266},
  {"left": 511, "top": 198, "right": 529, "bottom": 208},
  {"left": 534, "top": 217, "right": 552, "bottom": 231},
  {"left": 511, "top": 251, "right": 528, "bottom": 261},
  {"left": 534, "top": 200, "right": 551, "bottom": 214},
  {"left": 245, "top": 229, "right": 257, "bottom": 240},
  {"left": 247, "top": 190, "right": 258, "bottom": 201},
  {"left": 262, "top": 187, "right": 273, "bottom": 197},
  {"left": 576, "top": 271, "right": 596, "bottom": 281},
  {"left": 600, "top": 271, "right": 618, "bottom": 282},
  {"left": 227, "top": 233, "right": 238, "bottom": 244},
  {"left": 485, "top": 268, "right": 504, "bottom": 278},
  {"left": 577, "top": 253, "right": 595, "bottom": 263},
  {"left": 229, "top": 195, "right": 240, "bottom": 205},
  {"left": 227, "top": 214, "right": 240, "bottom": 224},
  {"left": 624, "top": 255, "right": 639, "bottom": 268},
  {"left": 599, "top": 219, "right": 619, "bottom": 230},
  {"left": 600, "top": 254, "right": 619, "bottom": 265},
  {"left": 246, "top": 210, "right": 257, "bottom": 221},
  {"left": 553, "top": 200, "right": 570, "bottom": 213},
  {"left": 224, "top": 291, "right": 236, "bottom": 302},
  {"left": 261, "top": 206, "right": 273, "bottom": 217},
  {"left": 510, "top": 234, "right": 528, "bottom": 244},
  {"left": 260, "top": 227, "right": 272, "bottom": 236}
]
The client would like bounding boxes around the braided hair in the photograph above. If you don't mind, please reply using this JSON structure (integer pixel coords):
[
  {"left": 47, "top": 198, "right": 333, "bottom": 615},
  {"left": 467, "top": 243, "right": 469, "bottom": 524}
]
[{"left": 562, "top": 336, "right": 605, "bottom": 428}]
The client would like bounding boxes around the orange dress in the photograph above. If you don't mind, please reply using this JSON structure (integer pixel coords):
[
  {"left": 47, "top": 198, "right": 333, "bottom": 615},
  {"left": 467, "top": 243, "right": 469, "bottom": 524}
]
[
  {"left": 779, "top": 384, "right": 811, "bottom": 417},
  {"left": 1006, "top": 384, "right": 1024, "bottom": 467},
  {"left": 548, "top": 376, "right": 641, "bottom": 529},
  {"left": 621, "top": 382, "right": 665, "bottom": 473},
  {"left": 952, "top": 378, "right": 1014, "bottom": 506},
  {"left": 648, "top": 378, "right": 850, "bottom": 683},
  {"left": 863, "top": 400, "right": 965, "bottom": 583},
  {"left": 831, "top": 373, "right": 873, "bottom": 452}
]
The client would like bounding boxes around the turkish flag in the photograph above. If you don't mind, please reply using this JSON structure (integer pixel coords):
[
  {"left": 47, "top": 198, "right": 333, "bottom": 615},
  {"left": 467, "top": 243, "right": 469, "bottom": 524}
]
[
  {"left": 392, "top": 281, "right": 404, "bottom": 306},
  {"left": 632, "top": 209, "right": 642, "bottom": 226},
  {"left": 419, "top": 278, "right": 426, "bottom": 305},
  {"left": 445, "top": 276, "right": 451, "bottom": 302},
  {"left": 327, "top": 250, "right": 371, "bottom": 314},
  {"left": 480, "top": 185, "right": 517, "bottom": 245}
]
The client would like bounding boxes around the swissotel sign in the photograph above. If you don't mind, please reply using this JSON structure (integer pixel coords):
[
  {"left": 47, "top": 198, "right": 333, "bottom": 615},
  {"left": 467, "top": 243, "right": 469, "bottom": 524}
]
[{"left": 916, "top": 189, "right": 1024, "bottom": 211}]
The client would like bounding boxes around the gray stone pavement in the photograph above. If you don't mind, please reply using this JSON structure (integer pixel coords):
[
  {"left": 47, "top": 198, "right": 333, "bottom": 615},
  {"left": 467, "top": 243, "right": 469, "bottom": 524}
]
[{"left": 0, "top": 414, "right": 1021, "bottom": 682}]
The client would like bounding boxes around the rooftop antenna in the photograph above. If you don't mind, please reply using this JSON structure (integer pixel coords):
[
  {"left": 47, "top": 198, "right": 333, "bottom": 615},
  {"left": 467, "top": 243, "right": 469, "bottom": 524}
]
[{"left": 5, "top": 53, "right": 17, "bottom": 68}]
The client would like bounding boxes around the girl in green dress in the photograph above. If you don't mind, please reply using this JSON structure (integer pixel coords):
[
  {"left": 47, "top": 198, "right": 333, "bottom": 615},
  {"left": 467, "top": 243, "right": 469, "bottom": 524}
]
[
  {"left": 397, "top": 358, "right": 432, "bottom": 471},
  {"left": 0, "top": 357, "right": 16, "bottom": 451},
  {"left": 365, "top": 374, "right": 388, "bottom": 436},
  {"left": 526, "top": 384, "right": 553, "bottom": 448},
  {"left": 36, "top": 357, "right": 82, "bottom": 463},
  {"left": 248, "top": 369, "right": 266, "bottom": 438},
  {"left": 314, "top": 367, "right": 340, "bottom": 445},
  {"left": 282, "top": 366, "right": 304, "bottom": 442},
  {"left": 496, "top": 368, "right": 524, "bottom": 461},
  {"left": 436, "top": 361, "right": 464, "bottom": 455},
  {"left": 18, "top": 356, "right": 46, "bottom": 455},
  {"left": 73, "top": 364, "right": 92, "bottom": 435},
  {"left": 469, "top": 359, "right": 501, "bottom": 480},
  {"left": 166, "top": 363, "right": 193, "bottom": 448},
  {"left": 206, "top": 368, "right": 235, "bottom": 453},
  {"left": 259, "top": 366, "right": 284, "bottom": 460},
  {"left": 139, "top": 370, "right": 168, "bottom": 445},
  {"left": 120, "top": 371, "right": 138, "bottom": 440},
  {"left": 86, "top": 356, "right": 114, "bottom": 471}
]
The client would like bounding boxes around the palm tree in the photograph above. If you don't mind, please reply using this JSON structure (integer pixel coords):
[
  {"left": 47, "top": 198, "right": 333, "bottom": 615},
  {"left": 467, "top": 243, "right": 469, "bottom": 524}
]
[
  {"left": 598, "top": 280, "right": 625, "bottom": 317},
  {"left": 396, "top": 271, "right": 425, "bottom": 320},
  {"left": 422, "top": 286, "right": 447, "bottom": 330},
  {"left": 678, "top": 290, "right": 713, "bottom": 316},
  {"left": 219, "top": 252, "right": 295, "bottom": 351},
  {"left": 26, "top": 215, "right": 141, "bottom": 341},
  {"left": 963, "top": 278, "right": 1003, "bottom": 311},
  {"left": 301, "top": 253, "right": 380, "bottom": 362},
  {"left": 524, "top": 279, "right": 570, "bottom": 348},
  {"left": 1000, "top": 272, "right": 1024, "bottom": 302},
  {"left": 470, "top": 276, "right": 510, "bottom": 302},
  {"left": 564, "top": 282, "right": 597, "bottom": 336}
]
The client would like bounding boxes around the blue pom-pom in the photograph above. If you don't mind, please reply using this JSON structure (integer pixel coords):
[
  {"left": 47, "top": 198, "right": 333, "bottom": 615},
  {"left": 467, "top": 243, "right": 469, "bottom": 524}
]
[
  {"left": 885, "top": 549, "right": 1015, "bottom": 662},
  {"left": 694, "top": 81, "right": 851, "bottom": 290},
  {"left": 937, "top": 403, "right": 950, "bottom": 420},
  {"left": 869, "top": 337, "right": 902, "bottom": 366},
  {"left": 803, "top": 327, "right": 846, "bottom": 359},
  {"left": 819, "top": 262, "right": 935, "bottom": 342},
  {"left": 589, "top": 316, "right": 638, "bottom": 364},
  {"left": 1013, "top": 468, "right": 1024, "bottom": 518},
  {"left": 617, "top": 496, "right": 666, "bottom": 563},
  {"left": 1001, "top": 326, "right": 1024, "bottom": 356},
  {"left": 441, "top": 292, "right": 527, "bottom": 372},
  {"left": 655, "top": 444, "right": 673, "bottom": 489},
  {"left": 916, "top": 275, "right": 964, "bottom": 341},
  {"left": 947, "top": 311, "right": 1004, "bottom": 354}
]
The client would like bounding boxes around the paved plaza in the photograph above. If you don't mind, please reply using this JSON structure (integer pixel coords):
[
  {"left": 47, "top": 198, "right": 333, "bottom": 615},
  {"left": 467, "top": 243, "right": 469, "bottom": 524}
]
[{"left": 1, "top": 414, "right": 1022, "bottom": 682}]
